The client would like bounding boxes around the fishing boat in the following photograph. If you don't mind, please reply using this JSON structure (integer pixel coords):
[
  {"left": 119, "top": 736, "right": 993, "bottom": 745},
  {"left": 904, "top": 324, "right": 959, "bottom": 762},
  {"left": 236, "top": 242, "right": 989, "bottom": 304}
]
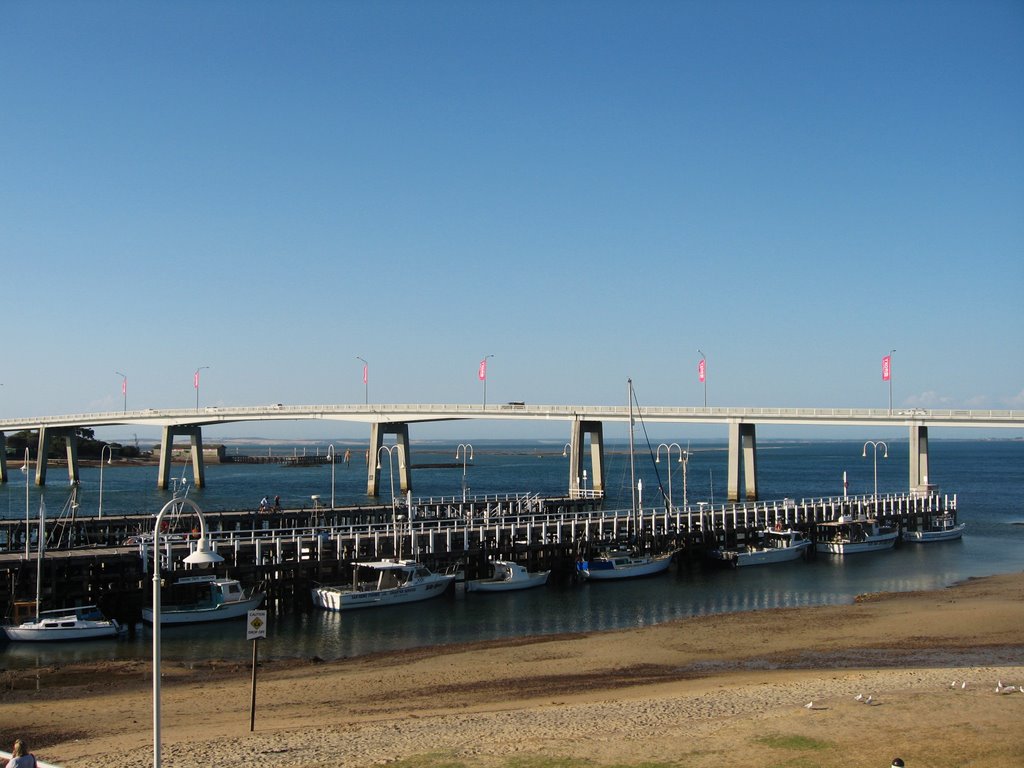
[
  {"left": 902, "top": 513, "right": 966, "bottom": 543},
  {"left": 3, "top": 605, "right": 123, "bottom": 642},
  {"left": 708, "top": 527, "right": 812, "bottom": 567},
  {"left": 465, "top": 560, "right": 550, "bottom": 592},
  {"left": 142, "top": 576, "right": 265, "bottom": 624},
  {"left": 311, "top": 559, "right": 455, "bottom": 611},
  {"left": 815, "top": 516, "right": 898, "bottom": 554},
  {"left": 2, "top": 492, "right": 124, "bottom": 642},
  {"left": 577, "top": 379, "right": 675, "bottom": 581}
]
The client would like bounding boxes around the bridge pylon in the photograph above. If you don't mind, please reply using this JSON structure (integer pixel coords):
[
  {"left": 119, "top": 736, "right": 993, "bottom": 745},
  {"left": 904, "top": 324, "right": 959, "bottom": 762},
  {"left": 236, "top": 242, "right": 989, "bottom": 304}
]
[{"left": 366, "top": 422, "right": 412, "bottom": 497}]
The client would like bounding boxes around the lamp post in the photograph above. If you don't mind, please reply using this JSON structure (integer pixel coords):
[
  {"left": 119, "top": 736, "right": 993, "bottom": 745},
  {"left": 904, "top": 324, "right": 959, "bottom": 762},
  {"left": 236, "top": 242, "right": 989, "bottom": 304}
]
[
  {"left": 20, "top": 449, "right": 31, "bottom": 560},
  {"left": 377, "top": 445, "right": 402, "bottom": 556},
  {"left": 698, "top": 350, "right": 707, "bottom": 408},
  {"left": 116, "top": 371, "right": 127, "bottom": 413},
  {"left": 99, "top": 444, "right": 114, "bottom": 519},
  {"left": 655, "top": 442, "right": 684, "bottom": 511},
  {"left": 455, "top": 443, "right": 474, "bottom": 502},
  {"left": 152, "top": 497, "right": 223, "bottom": 768},
  {"left": 193, "top": 366, "right": 209, "bottom": 411},
  {"left": 325, "top": 444, "right": 336, "bottom": 509},
  {"left": 356, "top": 357, "right": 368, "bottom": 404},
  {"left": 479, "top": 354, "right": 493, "bottom": 408},
  {"left": 862, "top": 440, "right": 888, "bottom": 503}
]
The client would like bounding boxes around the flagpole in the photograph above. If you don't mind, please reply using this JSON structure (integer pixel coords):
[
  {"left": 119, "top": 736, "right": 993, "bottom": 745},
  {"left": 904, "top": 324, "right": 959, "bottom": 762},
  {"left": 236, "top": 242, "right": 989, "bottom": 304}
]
[{"left": 888, "top": 349, "right": 895, "bottom": 414}]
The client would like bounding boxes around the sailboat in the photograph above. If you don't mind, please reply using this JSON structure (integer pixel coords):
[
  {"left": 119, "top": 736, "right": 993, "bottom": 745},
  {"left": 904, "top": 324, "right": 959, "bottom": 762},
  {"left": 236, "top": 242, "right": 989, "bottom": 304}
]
[
  {"left": 577, "top": 379, "right": 675, "bottom": 581},
  {"left": 2, "top": 493, "right": 123, "bottom": 642}
]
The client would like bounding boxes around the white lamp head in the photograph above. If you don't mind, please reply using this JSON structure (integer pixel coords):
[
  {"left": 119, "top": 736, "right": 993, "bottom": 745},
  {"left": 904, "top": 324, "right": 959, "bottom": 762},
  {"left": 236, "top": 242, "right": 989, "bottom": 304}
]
[{"left": 183, "top": 538, "right": 224, "bottom": 566}]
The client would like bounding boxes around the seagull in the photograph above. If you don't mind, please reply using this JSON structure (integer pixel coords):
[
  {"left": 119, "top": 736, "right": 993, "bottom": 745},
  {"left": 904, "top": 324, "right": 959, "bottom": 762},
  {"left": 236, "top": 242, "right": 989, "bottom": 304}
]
[
  {"left": 854, "top": 694, "right": 864, "bottom": 701},
  {"left": 804, "top": 701, "right": 815, "bottom": 709},
  {"left": 950, "top": 680, "right": 959, "bottom": 688},
  {"left": 865, "top": 695, "right": 874, "bottom": 705},
  {"left": 962, "top": 681, "right": 968, "bottom": 689}
]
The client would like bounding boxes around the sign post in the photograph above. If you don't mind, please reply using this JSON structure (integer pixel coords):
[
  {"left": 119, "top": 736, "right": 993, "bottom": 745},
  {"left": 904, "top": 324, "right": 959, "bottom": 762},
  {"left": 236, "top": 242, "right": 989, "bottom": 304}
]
[{"left": 247, "top": 609, "right": 267, "bottom": 732}]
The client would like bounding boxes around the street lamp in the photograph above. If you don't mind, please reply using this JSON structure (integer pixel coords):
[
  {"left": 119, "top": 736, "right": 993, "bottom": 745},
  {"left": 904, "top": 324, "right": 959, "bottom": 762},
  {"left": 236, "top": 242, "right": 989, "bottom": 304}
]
[
  {"left": 862, "top": 440, "right": 889, "bottom": 503},
  {"left": 377, "top": 445, "right": 402, "bottom": 556},
  {"left": 151, "top": 497, "right": 223, "bottom": 768},
  {"left": 356, "top": 357, "right": 368, "bottom": 404},
  {"left": 455, "top": 443, "right": 473, "bottom": 502},
  {"left": 20, "top": 449, "right": 31, "bottom": 560},
  {"left": 655, "top": 442, "right": 685, "bottom": 511},
  {"left": 99, "top": 444, "right": 114, "bottom": 519},
  {"left": 116, "top": 371, "right": 127, "bottom": 413},
  {"left": 479, "top": 354, "right": 493, "bottom": 408},
  {"left": 698, "top": 350, "right": 707, "bottom": 408},
  {"left": 193, "top": 366, "right": 209, "bottom": 411},
  {"left": 325, "top": 444, "right": 336, "bottom": 509}
]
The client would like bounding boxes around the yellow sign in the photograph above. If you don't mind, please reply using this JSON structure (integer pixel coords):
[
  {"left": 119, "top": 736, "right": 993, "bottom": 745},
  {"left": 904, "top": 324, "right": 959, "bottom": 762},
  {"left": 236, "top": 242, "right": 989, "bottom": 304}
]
[{"left": 247, "top": 609, "right": 268, "bottom": 640}]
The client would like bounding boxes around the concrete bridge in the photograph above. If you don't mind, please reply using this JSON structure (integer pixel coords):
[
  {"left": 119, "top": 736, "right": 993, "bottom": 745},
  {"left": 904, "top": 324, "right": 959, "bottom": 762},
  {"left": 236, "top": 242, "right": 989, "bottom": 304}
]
[{"left": 1, "top": 403, "right": 1021, "bottom": 501}]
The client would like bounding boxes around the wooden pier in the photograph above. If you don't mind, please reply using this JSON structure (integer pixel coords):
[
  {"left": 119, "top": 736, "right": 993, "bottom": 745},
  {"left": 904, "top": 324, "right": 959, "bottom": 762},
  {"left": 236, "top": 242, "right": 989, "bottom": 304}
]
[{"left": 0, "top": 490, "right": 958, "bottom": 627}]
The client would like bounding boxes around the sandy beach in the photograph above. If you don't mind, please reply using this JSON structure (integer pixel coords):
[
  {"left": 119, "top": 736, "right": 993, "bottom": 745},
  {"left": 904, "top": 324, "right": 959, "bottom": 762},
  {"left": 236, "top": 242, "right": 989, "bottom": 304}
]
[{"left": 2, "top": 571, "right": 1022, "bottom": 767}]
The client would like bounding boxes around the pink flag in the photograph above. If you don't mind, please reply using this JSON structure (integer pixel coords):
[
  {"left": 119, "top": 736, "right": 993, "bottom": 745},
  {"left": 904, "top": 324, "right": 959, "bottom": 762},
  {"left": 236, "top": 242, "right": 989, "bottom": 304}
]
[
  {"left": 698, "top": 359, "right": 706, "bottom": 383},
  {"left": 478, "top": 358, "right": 487, "bottom": 381},
  {"left": 362, "top": 363, "right": 368, "bottom": 385},
  {"left": 122, "top": 378, "right": 127, "bottom": 395},
  {"left": 194, "top": 371, "right": 200, "bottom": 389},
  {"left": 882, "top": 355, "right": 891, "bottom": 382}
]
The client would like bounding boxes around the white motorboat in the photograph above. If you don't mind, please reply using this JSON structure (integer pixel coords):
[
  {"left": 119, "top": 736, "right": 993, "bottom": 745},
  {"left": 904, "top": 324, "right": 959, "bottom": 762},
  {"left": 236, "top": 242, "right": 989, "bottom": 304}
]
[
  {"left": 815, "top": 516, "right": 898, "bottom": 554},
  {"left": 577, "top": 548, "right": 674, "bottom": 580},
  {"left": 311, "top": 559, "right": 455, "bottom": 611},
  {"left": 465, "top": 560, "right": 550, "bottom": 592},
  {"left": 709, "top": 527, "right": 812, "bottom": 567},
  {"left": 902, "top": 513, "right": 966, "bottom": 543},
  {"left": 3, "top": 605, "right": 123, "bottom": 642},
  {"left": 142, "top": 576, "right": 265, "bottom": 625}
]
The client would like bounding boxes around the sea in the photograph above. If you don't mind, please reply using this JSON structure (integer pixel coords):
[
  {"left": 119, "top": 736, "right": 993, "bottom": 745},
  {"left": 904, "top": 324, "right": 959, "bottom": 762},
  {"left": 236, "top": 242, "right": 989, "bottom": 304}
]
[{"left": 1, "top": 437, "right": 1022, "bottom": 668}]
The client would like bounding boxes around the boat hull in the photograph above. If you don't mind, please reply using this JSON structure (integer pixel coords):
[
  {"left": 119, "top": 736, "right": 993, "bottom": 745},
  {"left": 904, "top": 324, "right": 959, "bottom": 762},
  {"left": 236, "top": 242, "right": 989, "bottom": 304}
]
[
  {"left": 579, "top": 553, "right": 673, "bottom": 581},
  {"left": 142, "top": 593, "right": 265, "bottom": 625},
  {"left": 815, "top": 532, "right": 898, "bottom": 554},
  {"left": 312, "top": 575, "right": 454, "bottom": 611},
  {"left": 466, "top": 571, "right": 549, "bottom": 592},
  {"left": 3, "top": 619, "right": 121, "bottom": 642},
  {"left": 902, "top": 524, "right": 965, "bottom": 543},
  {"left": 713, "top": 540, "right": 812, "bottom": 567}
]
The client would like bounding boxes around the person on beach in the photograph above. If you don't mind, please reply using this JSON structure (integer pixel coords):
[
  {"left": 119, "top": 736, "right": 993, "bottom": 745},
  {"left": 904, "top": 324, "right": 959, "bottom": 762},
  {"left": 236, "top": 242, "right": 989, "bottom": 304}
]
[{"left": 5, "top": 739, "right": 37, "bottom": 768}]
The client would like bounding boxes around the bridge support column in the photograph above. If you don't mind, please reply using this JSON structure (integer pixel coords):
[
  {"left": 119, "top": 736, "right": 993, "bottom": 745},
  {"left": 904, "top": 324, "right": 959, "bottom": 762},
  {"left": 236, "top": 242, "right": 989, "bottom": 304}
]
[
  {"left": 568, "top": 419, "right": 605, "bottom": 497},
  {"left": 35, "top": 426, "right": 80, "bottom": 486},
  {"left": 0, "top": 432, "right": 6, "bottom": 483},
  {"left": 726, "top": 421, "right": 758, "bottom": 502},
  {"left": 909, "top": 424, "right": 930, "bottom": 493},
  {"left": 366, "top": 422, "right": 412, "bottom": 497},
  {"left": 157, "top": 425, "right": 207, "bottom": 490}
]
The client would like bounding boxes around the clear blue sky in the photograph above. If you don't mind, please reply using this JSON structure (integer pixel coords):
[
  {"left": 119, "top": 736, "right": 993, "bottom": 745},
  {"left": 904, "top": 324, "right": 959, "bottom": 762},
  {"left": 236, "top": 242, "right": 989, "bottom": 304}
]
[{"left": 1, "top": 1, "right": 1022, "bottom": 441}]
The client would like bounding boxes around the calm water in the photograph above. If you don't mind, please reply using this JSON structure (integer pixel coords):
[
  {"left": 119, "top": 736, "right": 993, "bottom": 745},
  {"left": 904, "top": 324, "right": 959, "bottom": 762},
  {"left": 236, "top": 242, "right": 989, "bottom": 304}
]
[{"left": 2, "top": 438, "right": 1022, "bottom": 667}]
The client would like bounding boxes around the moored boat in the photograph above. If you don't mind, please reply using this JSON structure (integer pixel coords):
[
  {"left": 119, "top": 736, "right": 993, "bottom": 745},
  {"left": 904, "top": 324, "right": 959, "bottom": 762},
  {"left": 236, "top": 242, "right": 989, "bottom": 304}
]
[
  {"left": 311, "top": 559, "right": 455, "bottom": 611},
  {"left": 709, "top": 527, "right": 812, "bottom": 567},
  {"left": 142, "top": 576, "right": 265, "bottom": 624},
  {"left": 577, "top": 548, "right": 674, "bottom": 580},
  {"left": 902, "top": 513, "right": 966, "bottom": 543},
  {"left": 2, "top": 605, "right": 123, "bottom": 642},
  {"left": 466, "top": 560, "right": 550, "bottom": 592},
  {"left": 815, "top": 516, "right": 898, "bottom": 554}
]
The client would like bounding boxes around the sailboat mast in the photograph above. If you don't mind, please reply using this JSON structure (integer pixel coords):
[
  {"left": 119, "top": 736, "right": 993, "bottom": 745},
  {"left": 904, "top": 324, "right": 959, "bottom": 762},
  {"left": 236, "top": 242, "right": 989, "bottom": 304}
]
[
  {"left": 627, "top": 379, "right": 636, "bottom": 535},
  {"left": 34, "top": 497, "right": 45, "bottom": 622}
]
